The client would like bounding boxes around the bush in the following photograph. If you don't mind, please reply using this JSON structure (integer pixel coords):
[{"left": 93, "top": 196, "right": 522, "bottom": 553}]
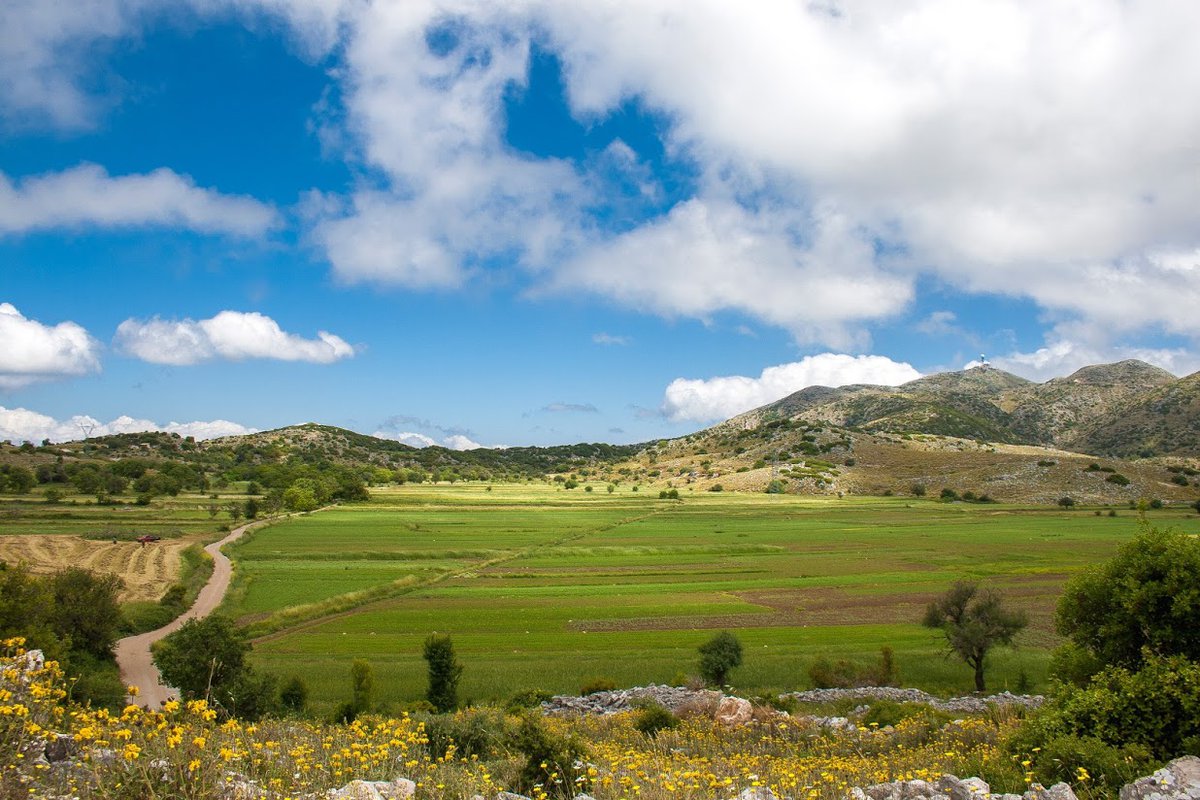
[
  {"left": 423, "top": 707, "right": 511, "bottom": 760},
  {"left": 860, "top": 699, "right": 933, "bottom": 729},
  {"left": 911, "top": 483, "right": 927, "bottom": 497},
  {"left": 698, "top": 631, "right": 743, "bottom": 686},
  {"left": 506, "top": 688, "right": 552, "bottom": 711},
  {"left": 940, "top": 488, "right": 958, "bottom": 501},
  {"left": 1057, "top": 526, "right": 1200, "bottom": 670},
  {"left": 708, "top": 484, "right": 724, "bottom": 492},
  {"left": 1105, "top": 473, "right": 1130, "bottom": 486},
  {"left": 424, "top": 634, "right": 463, "bottom": 713},
  {"left": 1057, "top": 496, "right": 1075, "bottom": 508},
  {"left": 808, "top": 647, "right": 899, "bottom": 689},
  {"left": 279, "top": 675, "right": 308, "bottom": 714},
  {"left": 511, "top": 712, "right": 587, "bottom": 793},
  {"left": 764, "top": 480, "right": 785, "bottom": 494},
  {"left": 658, "top": 488, "right": 680, "bottom": 499},
  {"left": 632, "top": 702, "right": 679, "bottom": 737}
]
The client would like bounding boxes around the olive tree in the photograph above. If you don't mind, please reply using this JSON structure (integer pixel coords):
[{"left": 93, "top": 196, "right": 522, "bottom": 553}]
[{"left": 923, "top": 580, "right": 1027, "bottom": 692}]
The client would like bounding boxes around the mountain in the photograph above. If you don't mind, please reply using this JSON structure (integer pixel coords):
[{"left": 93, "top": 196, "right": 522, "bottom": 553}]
[{"left": 725, "top": 359, "right": 1198, "bottom": 459}]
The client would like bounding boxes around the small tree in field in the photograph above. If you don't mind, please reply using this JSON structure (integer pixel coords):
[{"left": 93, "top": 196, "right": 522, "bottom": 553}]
[
  {"left": 424, "top": 634, "right": 463, "bottom": 713},
  {"left": 923, "top": 581, "right": 1027, "bottom": 692},
  {"left": 698, "top": 631, "right": 743, "bottom": 686}
]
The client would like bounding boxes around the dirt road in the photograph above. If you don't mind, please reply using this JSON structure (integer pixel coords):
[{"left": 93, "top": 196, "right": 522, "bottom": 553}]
[{"left": 114, "top": 517, "right": 261, "bottom": 708}]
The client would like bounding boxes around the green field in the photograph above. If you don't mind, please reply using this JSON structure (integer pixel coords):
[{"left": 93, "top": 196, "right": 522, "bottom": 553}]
[{"left": 222, "top": 484, "right": 1200, "bottom": 714}]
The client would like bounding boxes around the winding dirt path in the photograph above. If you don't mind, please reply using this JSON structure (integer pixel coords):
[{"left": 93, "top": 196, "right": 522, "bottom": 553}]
[{"left": 114, "top": 517, "right": 266, "bottom": 708}]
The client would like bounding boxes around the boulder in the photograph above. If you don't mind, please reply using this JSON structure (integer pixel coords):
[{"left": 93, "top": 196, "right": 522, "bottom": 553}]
[
  {"left": 1120, "top": 756, "right": 1200, "bottom": 800},
  {"left": 1022, "top": 783, "right": 1078, "bottom": 800},
  {"left": 716, "top": 697, "right": 753, "bottom": 726}
]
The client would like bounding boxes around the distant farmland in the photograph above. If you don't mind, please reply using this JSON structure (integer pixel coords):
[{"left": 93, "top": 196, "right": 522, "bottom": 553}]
[{"left": 223, "top": 485, "right": 1200, "bottom": 715}]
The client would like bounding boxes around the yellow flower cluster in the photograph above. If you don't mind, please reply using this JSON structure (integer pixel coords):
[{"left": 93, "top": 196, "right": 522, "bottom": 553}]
[{"left": 3, "top": 643, "right": 1029, "bottom": 800}]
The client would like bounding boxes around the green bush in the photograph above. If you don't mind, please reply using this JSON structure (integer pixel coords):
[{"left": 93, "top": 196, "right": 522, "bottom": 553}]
[
  {"left": 506, "top": 688, "right": 553, "bottom": 711},
  {"left": 860, "top": 699, "right": 937, "bottom": 729},
  {"left": 698, "top": 631, "right": 743, "bottom": 686},
  {"left": 510, "top": 713, "right": 587, "bottom": 793},
  {"left": 632, "top": 702, "right": 679, "bottom": 737},
  {"left": 423, "top": 707, "right": 511, "bottom": 760},
  {"left": 1014, "top": 653, "right": 1200, "bottom": 785}
]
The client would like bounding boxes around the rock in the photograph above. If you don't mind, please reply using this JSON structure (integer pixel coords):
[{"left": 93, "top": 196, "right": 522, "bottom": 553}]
[
  {"left": 44, "top": 734, "right": 77, "bottom": 763},
  {"left": 937, "top": 775, "right": 991, "bottom": 800},
  {"left": 739, "top": 788, "right": 779, "bottom": 800},
  {"left": 716, "top": 697, "right": 753, "bottom": 726},
  {"left": 1120, "top": 756, "right": 1200, "bottom": 800},
  {"left": 573, "top": 794, "right": 598, "bottom": 800},
  {"left": 221, "top": 779, "right": 265, "bottom": 800},
  {"left": 385, "top": 778, "right": 417, "bottom": 800},
  {"left": 497, "top": 792, "right": 532, "bottom": 800},
  {"left": 1023, "top": 783, "right": 1078, "bottom": 800}
]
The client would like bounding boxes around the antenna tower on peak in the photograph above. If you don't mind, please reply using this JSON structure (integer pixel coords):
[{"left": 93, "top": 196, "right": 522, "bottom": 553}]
[{"left": 77, "top": 421, "right": 96, "bottom": 440}]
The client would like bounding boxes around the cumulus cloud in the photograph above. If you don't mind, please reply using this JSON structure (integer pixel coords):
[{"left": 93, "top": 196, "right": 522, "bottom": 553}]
[
  {"left": 0, "top": 164, "right": 278, "bottom": 237},
  {"left": 0, "top": 303, "right": 101, "bottom": 389},
  {"left": 662, "top": 354, "right": 923, "bottom": 423},
  {"left": 967, "top": 339, "right": 1199, "bottom": 383},
  {"left": 371, "top": 430, "right": 486, "bottom": 451},
  {"left": 115, "top": 311, "right": 356, "bottom": 365},
  {"left": 9, "top": 1, "right": 1200, "bottom": 351},
  {"left": 0, "top": 405, "right": 255, "bottom": 444}
]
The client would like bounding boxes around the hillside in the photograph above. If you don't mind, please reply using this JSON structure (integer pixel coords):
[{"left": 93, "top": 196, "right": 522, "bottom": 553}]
[{"left": 722, "top": 359, "right": 1198, "bottom": 459}]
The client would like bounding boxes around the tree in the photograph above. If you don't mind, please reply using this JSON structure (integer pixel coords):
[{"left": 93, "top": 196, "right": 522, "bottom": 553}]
[
  {"left": 1056, "top": 526, "right": 1200, "bottom": 671},
  {"left": 350, "top": 658, "right": 374, "bottom": 714},
  {"left": 279, "top": 675, "right": 309, "bottom": 714},
  {"left": 1057, "top": 496, "right": 1076, "bottom": 508},
  {"left": 698, "top": 631, "right": 743, "bottom": 686},
  {"left": 153, "top": 615, "right": 249, "bottom": 703},
  {"left": 923, "top": 580, "right": 1027, "bottom": 692},
  {"left": 423, "top": 633, "right": 463, "bottom": 713},
  {"left": 47, "top": 567, "right": 123, "bottom": 659}
]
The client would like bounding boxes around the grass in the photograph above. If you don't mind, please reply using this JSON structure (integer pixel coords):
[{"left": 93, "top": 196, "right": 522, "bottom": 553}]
[{"left": 228, "top": 485, "right": 1200, "bottom": 715}]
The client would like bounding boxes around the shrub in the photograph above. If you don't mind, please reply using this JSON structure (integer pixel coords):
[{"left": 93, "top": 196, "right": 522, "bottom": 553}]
[
  {"left": 1057, "top": 526, "right": 1200, "bottom": 670},
  {"left": 1057, "top": 496, "right": 1075, "bottom": 508},
  {"left": 698, "top": 631, "right": 743, "bottom": 686},
  {"left": 911, "top": 483, "right": 927, "bottom": 497},
  {"left": 860, "top": 699, "right": 932, "bottom": 729},
  {"left": 279, "top": 675, "right": 308, "bottom": 714},
  {"left": 940, "top": 488, "right": 958, "bottom": 501},
  {"left": 808, "top": 656, "right": 859, "bottom": 689},
  {"left": 423, "top": 634, "right": 463, "bottom": 713},
  {"left": 510, "top": 713, "right": 587, "bottom": 793},
  {"left": 506, "top": 688, "right": 552, "bottom": 711},
  {"left": 1171, "top": 474, "right": 1189, "bottom": 486},
  {"left": 708, "top": 484, "right": 724, "bottom": 492},
  {"left": 1105, "top": 473, "right": 1130, "bottom": 486},
  {"left": 423, "top": 706, "right": 511, "bottom": 760},
  {"left": 658, "top": 488, "right": 680, "bottom": 499},
  {"left": 1148, "top": 498, "right": 1163, "bottom": 509},
  {"left": 632, "top": 702, "right": 679, "bottom": 737},
  {"left": 764, "top": 480, "right": 785, "bottom": 494}
]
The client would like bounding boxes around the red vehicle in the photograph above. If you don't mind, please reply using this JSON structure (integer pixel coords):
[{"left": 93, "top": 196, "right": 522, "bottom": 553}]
[{"left": 135, "top": 534, "right": 162, "bottom": 544}]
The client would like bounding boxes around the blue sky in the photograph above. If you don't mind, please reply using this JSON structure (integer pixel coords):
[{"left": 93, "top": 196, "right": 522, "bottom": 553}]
[{"left": 2, "top": 1, "right": 1199, "bottom": 448}]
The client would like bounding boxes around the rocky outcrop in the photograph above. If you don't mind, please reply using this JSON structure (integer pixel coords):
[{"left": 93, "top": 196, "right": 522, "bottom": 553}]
[
  {"left": 851, "top": 774, "right": 1077, "bottom": 800},
  {"left": 782, "top": 687, "right": 1044, "bottom": 714},
  {"left": 543, "top": 684, "right": 1044, "bottom": 718},
  {"left": 1120, "top": 757, "right": 1200, "bottom": 800}
]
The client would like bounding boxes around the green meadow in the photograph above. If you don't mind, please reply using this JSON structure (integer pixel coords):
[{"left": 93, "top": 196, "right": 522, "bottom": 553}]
[{"left": 225, "top": 484, "right": 1200, "bottom": 715}]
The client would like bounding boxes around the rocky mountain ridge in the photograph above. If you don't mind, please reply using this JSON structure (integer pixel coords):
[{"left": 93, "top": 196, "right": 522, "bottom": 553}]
[{"left": 726, "top": 360, "right": 1199, "bottom": 458}]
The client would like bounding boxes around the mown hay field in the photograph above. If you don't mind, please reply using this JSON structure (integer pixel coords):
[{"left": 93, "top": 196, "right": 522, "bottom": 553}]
[
  {"left": 227, "top": 485, "right": 1200, "bottom": 715},
  {"left": 0, "top": 491, "right": 236, "bottom": 602}
]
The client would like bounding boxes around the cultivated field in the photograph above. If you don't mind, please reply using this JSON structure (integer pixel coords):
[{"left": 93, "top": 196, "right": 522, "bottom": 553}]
[
  {"left": 227, "top": 485, "right": 1200, "bottom": 714},
  {"left": 0, "top": 492, "right": 235, "bottom": 602}
]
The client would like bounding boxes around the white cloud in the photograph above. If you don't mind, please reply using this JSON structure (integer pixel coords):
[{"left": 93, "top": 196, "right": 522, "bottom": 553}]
[
  {"left": 8, "top": 1, "right": 1200, "bottom": 351},
  {"left": 0, "top": 164, "right": 278, "bottom": 237},
  {"left": 0, "top": 405, "right": 255, "bottom": 444},
  {"left": 592, "top": 332, "right": 630, "bottom": 346},
  {"left": 549, "top": 197, "right": 911, "bottom": 347},
  {"left": 662, "top": 354, "right": 923, "bottom": 423},
  {"left": 115, "top": 311, "right": 356, "bottom": 365},
  {"left": 0, "top": 303, "right": 101, "bottom": 389},
  {"left": 372, "top": 430, "right": 486, "bottom": 450},
  {"left": 969, "top": 339, "right": 1200, "bottom": 383}
]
